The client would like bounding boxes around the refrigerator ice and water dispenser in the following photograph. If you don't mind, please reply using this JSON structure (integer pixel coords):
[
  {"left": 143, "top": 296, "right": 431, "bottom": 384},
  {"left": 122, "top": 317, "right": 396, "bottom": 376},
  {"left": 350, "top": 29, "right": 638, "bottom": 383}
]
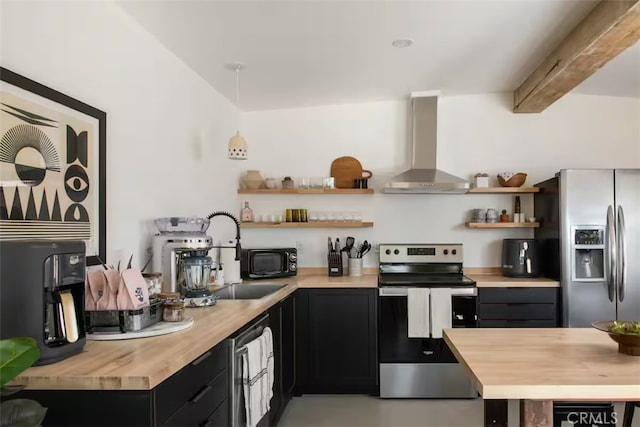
[{"left": 572, "top": 227, "right": 605, "bottom": 282}]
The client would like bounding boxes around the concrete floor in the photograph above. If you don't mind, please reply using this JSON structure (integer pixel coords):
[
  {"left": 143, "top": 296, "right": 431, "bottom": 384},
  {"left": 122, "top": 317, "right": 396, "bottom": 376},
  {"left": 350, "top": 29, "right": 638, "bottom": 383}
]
[{"left": 279, "top": 395, "right": 638, "bottom": 427}]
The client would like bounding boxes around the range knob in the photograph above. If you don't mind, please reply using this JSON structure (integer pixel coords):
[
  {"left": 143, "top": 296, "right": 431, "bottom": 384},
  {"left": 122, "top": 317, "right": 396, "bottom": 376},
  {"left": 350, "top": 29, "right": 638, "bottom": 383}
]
[
  {"left": 289, "top": 253, "right": 297, "bottom": 261},
  {"left": 443, "top": 249, "right": 449, "bottom": 255},
  {"left": 394, "top": 249, "right": 400, "bottom": 255},
  {"left": 385, "top": 249, "right": 391, "bottom": 255},
  {"left": 289, "top": 263, "right": 297, "bottom": 271},
  {"left": 452, "top": 249, "right": 457, "bottom": 255}
]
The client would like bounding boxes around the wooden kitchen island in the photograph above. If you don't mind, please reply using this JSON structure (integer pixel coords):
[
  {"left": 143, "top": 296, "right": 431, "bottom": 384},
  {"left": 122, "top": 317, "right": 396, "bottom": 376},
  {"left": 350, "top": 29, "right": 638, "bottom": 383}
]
[{"left": 443, "top": 328, "right": 640, "bottom": 427}]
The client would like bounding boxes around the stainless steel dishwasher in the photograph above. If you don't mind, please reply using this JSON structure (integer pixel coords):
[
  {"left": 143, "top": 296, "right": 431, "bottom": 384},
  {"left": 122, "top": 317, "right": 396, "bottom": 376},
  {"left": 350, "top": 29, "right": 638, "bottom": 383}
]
[{"left": 228, "top": 313, "right": 270, "bottom": 427}]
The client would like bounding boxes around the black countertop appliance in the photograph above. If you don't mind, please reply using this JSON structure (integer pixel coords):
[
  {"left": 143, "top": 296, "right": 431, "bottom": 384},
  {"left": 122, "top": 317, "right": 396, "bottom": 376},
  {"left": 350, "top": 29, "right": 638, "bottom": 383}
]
[
  {"left": 0, "top": 240, "right": 86, "bottom": 365},
  {"left": 501, "top": 238, "right": 540, "bottom": 278}
]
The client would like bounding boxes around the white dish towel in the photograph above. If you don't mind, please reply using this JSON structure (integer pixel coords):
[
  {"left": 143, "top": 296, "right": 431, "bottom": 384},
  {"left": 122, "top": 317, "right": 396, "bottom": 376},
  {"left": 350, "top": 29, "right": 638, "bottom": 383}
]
[
  {"left": 407, "top": 288, "right": 430, "bottom": 338},
  {"left": 242, "top": 326, "right": 274, "bottom": 427},
  {"left": 430, "top": 288, "right": 452, "bottom": 338}
]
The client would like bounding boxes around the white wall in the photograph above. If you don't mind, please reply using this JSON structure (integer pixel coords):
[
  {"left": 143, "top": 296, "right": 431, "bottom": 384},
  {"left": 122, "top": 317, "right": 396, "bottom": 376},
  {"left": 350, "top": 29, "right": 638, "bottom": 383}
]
[
  {"left": 3, "top": 1, "right": 638, "bottom": 269},
  {"left": 243, "top": 93, "right": 640, "bottom": 267},
  {"left": 1, "top": 1, "right": 244, "bottom": 265}
]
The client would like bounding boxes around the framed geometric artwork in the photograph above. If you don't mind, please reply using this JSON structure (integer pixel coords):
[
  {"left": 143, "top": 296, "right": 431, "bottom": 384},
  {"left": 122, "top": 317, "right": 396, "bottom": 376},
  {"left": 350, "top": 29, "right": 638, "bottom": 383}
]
[{"left": 0, "top": 67, "right": 106, "bottom": 266}]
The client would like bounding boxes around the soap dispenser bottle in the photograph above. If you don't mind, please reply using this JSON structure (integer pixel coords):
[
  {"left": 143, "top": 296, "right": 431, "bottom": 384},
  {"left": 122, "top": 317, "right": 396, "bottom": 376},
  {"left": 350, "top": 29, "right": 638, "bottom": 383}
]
[{"left": 241, "top": 201, "right": 254, "bottom": 222}]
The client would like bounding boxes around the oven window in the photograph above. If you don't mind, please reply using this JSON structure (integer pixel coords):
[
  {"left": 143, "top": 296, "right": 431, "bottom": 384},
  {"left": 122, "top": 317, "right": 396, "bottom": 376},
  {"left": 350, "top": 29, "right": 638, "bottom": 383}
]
[
  {"left": 452, "top": 296, "right": 477, "bottom": 328},
  {"left": 379, "top": 294, "right": 477, "bottom": 364},
  {"left": 251, "top": 253, "right": 283, "bottom": 274}
]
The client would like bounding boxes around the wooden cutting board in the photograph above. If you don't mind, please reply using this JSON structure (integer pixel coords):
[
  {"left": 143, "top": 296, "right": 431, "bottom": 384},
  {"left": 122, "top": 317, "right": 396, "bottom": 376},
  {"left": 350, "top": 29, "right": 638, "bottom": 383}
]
[{"left": 330, "top": 156, "right": 363, "bottom": 189}]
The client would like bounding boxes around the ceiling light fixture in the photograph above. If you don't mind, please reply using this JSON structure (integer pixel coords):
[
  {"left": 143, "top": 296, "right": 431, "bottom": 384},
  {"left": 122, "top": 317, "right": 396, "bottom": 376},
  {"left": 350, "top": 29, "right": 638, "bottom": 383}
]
[
  {"left": 392, "top": 38, "right": 414, "bottom": 48},
  {"left": 226, "top": 62, "right": 247, "bottom": 160}
]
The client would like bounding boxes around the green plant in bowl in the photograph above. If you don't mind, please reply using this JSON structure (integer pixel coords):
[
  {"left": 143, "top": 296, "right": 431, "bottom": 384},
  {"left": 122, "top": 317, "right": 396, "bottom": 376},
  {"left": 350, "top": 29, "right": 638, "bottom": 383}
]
[
  {"left": 0, "top": 337, "right": 47, "bottom": 426},
  {"left": 592, "top": 320, "right": 640, "bottom": 356},
  {"left": 608, "top": 321, "right": 640, "bottom": 335}
]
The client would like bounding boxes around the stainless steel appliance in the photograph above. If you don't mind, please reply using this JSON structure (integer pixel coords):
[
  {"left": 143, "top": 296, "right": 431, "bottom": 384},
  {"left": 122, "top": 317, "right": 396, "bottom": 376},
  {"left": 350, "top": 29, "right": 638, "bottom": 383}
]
[
  {"left": 240, "top": 248, "right": 297, "bottom": 279},
  {"left": 228, "top": 314, "right": 270, "bottom": 427},
  {"left": 181, "top": 251, "right": 216, "bottom": 307},
  {"left": 0, "top": 240, "right": 86, "bottom": 365},
  {"left": 378, "top": 243, "right": 477, "bottom": 398},
  {"left": 383, "top": 95, "right": 470, "bottom": 193},
  {"left": 535, "top": 169, "right": 640, "bottom": 327},
  {"left": 151, "top": 217, "right": 214, "bottom": 294},
  {"left": 501, "top": 239, "right": 540, "bottom": 277}
]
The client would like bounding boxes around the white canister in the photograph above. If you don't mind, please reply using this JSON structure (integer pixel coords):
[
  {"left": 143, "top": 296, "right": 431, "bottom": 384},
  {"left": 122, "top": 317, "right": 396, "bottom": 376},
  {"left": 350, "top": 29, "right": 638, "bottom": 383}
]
[
  {"left": 220, "top": 246, "right": 242, "bottom": 284},
  {"left": 348, "top": 258, "right": 363, "bottom": 277}
]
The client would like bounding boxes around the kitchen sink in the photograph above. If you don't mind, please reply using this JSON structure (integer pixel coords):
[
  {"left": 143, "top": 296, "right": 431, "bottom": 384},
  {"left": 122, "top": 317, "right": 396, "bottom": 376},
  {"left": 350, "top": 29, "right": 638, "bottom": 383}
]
[{"left": 212, "top": 283, "right": 286, "bottom": 300}]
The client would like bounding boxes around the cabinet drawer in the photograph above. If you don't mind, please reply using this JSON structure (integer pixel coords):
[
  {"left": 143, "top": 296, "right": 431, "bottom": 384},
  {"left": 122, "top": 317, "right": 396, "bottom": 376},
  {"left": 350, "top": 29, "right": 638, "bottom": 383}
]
[
  {"left": 161, "top": 369, "right": 228, "bottom": 427},
  {"left": 202, "top": 399, "right": 229, "bottom": 427},
  {"left": 479, "top": 319, "right": 557, "bottom": 328},
  {"left": 478, "top": 303, "right": 556, "bottom": 320},
  {"left": 156, "top": 342, "right": 228, "bottom": 424},
  {"left": 478, "top": 287, "right": 557, "bottom": 304}
]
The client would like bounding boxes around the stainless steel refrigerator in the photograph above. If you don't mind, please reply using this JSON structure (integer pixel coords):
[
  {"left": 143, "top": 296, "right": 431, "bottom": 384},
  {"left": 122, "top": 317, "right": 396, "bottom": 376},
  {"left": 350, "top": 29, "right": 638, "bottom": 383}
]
[{"left": 535, "top": 169, "right": 639, "bottom": 327}]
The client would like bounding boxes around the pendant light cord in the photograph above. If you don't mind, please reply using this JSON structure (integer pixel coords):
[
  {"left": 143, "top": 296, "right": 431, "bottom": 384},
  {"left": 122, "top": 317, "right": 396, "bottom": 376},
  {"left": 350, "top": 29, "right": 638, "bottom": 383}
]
[{"left": 235, "top": 67, "right": 240, "bottom": 107}]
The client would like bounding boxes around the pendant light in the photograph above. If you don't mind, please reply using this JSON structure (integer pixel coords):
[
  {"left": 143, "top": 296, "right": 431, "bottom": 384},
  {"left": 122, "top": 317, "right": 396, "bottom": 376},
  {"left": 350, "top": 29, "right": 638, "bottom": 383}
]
[{"left": 227, "top": 63, "right": 248, "bottom": 160}]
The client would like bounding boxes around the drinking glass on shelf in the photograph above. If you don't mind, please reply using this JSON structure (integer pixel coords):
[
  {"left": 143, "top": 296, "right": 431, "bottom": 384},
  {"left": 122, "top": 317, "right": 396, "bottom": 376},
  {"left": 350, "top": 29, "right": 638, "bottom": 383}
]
[
  {"left": 299, "top": 177, "right": 311, "bottom": 189},
  {"left": 344, "top": 212, "right": 354, "bottom": 222},
  {"left": 335, "top": 212, "right": 346, "bottom": 221},
  {"left": 310, "top": 177, "right": 324, "bottom": 189},
  {"left": 309, "top": 212, "right": 319, "bottom": 222},
  {"left": 327, "top": 212, "right": 337, "bottom": 222},
  {"left": 353, "top": 212, "right": 363, "bottom": 222},
  {"left": 318, "top": 212, "right": 328, "bottom": 222},
  {"left": 323, "top": 177, "right": 335, "bottom": 189}
]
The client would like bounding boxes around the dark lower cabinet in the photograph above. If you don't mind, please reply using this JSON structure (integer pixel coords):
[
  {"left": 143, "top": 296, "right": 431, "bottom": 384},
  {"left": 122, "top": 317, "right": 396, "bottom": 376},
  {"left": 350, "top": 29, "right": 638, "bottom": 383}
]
[
  {"left": 477, "top": 287, "right": 560, "bottom": 328},
  {"left": 267, "top": 292, "right": 296, "bottom": 426},
  {"left": 12, "top": 341, "right": 230, "bottom": 427},
  {"left": 295, "top": 288, "right": 377, "bottom": 394},
  {"left": 268, "top": 299, "right": 283, "bottom": 425},
  {"left": 280, "top": 293, "right": 295, "bottom": 399}
]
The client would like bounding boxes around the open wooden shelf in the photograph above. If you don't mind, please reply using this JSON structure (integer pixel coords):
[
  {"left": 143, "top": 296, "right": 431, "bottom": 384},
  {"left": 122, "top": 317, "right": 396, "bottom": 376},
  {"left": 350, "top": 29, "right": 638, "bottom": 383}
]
[
  {"left": 465, "top": 222, "right": 540, "bottom": 228},
  {"left": 469, "top": 187, "right": 539, "bottom": 194},
  {"left": 241, "top": 221, "right": 374, "bottom": 228},
  {"left": 237, "top": 188, "right": 374, "bottom": 195}
]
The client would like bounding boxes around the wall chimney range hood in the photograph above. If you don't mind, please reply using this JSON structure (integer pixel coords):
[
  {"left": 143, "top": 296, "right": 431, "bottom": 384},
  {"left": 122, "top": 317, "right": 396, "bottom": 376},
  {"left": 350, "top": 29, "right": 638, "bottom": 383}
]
[{"left": 383, "top": 95, "right": 470, "bottom": 194}]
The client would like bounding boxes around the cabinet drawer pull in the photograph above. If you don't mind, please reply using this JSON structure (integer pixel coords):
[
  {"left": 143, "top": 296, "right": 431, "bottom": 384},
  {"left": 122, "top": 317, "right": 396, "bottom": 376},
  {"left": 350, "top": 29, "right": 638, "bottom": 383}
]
[
  {"left": 191, "top": 350, "right": 212, "bottom": 366},
  {"left": 190, "top": 385, "right": 212, "bottom": 404}
]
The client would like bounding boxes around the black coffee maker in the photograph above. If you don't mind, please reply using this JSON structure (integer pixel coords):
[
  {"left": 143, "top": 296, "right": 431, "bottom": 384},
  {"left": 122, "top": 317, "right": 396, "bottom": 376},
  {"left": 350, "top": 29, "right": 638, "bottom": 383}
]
[
  {"left": 0, "top": 241, "right": 86, "bottom": 365},
  {"left": 501, "top": 239, "right": 540, "bottom": 278}
]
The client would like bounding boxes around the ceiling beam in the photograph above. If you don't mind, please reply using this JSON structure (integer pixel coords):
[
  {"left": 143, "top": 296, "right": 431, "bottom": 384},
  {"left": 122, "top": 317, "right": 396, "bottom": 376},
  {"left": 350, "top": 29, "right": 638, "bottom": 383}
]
[{"left": 513, "top": 0, "right": 640, "bottom": 113}]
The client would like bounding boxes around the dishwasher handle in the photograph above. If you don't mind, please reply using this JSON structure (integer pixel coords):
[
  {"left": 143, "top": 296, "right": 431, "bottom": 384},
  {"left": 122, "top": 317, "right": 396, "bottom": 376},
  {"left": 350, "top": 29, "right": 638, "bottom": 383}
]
[{"left": 233, "top": 314, "right": 269, "bottom": 346}]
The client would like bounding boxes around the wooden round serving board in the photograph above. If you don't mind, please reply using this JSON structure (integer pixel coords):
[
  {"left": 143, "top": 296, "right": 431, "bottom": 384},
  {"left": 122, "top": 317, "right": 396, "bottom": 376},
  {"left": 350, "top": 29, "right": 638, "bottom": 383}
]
[
  {"left": 331, "top": 156, "right": 363, "bottom": 189},
  {"left": 87, "top": 316, "right": 194, "bottom": 340}
]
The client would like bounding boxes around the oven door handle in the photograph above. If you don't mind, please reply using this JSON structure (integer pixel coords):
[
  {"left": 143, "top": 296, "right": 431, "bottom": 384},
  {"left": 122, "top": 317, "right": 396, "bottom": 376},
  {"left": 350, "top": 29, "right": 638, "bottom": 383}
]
[{"left": 379, "top": 287, "right": 476, "bottom": 297}]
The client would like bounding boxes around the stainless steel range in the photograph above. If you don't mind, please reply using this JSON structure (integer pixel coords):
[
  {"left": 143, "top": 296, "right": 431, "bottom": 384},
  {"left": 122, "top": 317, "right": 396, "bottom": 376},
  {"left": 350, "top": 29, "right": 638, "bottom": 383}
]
[{"left": 378, "top": 243, "right": 477, "bottom": 399}]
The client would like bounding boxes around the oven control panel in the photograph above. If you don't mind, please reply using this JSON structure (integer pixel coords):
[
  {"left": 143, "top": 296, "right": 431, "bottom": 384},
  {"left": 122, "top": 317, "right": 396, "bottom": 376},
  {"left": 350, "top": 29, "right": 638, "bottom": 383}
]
[{"left": 379, "top": 244, "right": 463, "bottom": 264}]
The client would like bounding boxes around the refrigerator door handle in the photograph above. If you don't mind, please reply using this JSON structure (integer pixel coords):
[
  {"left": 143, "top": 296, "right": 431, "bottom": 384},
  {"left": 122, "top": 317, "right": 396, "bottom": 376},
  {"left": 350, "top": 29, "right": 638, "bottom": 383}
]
[
  {"left": 605, "top": 205, "right": 616, "bottom": 302},
  {"left": 617, "top": 205, "right": 626, "bottom": 302}
]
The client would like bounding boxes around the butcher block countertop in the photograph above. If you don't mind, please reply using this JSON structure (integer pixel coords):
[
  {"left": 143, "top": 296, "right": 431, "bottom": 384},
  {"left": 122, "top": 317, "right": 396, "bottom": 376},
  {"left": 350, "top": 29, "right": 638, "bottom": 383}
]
[
  {"left": 13, "top": 271, "right": 377, "bottom": 391},
  {"left": 444, "top": 328, "right": 640, "bottom": 400},
  {"left": 466, "top": 268, "right": 560, "bottom": 288},
  {"left": 297, "top": 274, "right": 377, "bottom": 288}
]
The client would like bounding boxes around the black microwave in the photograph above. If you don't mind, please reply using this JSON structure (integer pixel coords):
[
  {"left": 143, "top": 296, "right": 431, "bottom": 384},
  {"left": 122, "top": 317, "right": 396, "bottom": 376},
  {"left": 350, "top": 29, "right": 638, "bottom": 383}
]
[{"left": 240, "top": 248, "right": 297, "bottom": 279}]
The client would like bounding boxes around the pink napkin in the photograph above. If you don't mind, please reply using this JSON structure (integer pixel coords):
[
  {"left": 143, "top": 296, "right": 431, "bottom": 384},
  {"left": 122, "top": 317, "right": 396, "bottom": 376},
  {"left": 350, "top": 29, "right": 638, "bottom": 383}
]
[{"left": 121, "top": 269, "right": 150, "bottom": 310}]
